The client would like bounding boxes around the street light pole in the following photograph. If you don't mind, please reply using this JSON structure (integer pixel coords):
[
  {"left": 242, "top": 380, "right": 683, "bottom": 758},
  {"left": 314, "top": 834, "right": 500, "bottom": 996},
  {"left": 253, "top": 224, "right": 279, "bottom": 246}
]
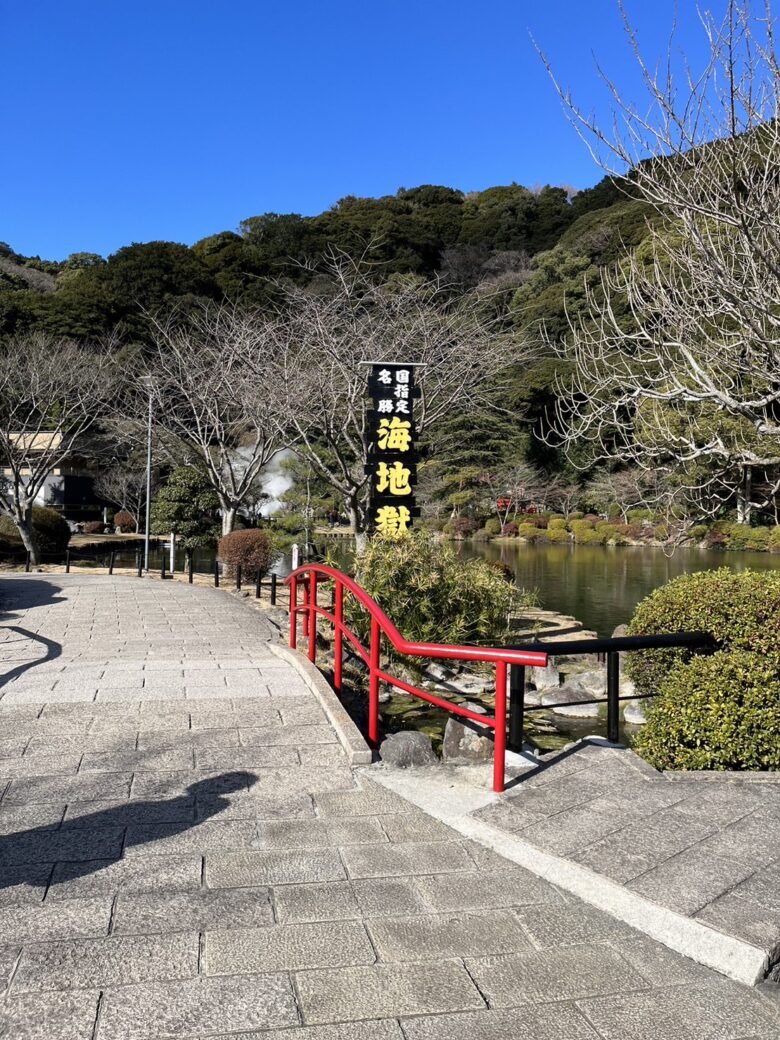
[{"left": 143, "top": 379, "right": 153, "bottom": 573}]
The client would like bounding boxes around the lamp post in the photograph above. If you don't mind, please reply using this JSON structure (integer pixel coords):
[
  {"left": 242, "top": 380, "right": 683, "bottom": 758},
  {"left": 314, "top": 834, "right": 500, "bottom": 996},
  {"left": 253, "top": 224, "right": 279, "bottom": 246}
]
[{"left": 141, "top": 376, "right": 154, "bottom": 573}]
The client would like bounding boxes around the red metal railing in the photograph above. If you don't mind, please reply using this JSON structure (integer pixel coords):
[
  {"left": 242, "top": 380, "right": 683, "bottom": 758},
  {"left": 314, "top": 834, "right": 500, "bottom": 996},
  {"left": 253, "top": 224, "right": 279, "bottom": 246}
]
[{"left": 285, "top": 563, "right": 547, "bottom": 793}]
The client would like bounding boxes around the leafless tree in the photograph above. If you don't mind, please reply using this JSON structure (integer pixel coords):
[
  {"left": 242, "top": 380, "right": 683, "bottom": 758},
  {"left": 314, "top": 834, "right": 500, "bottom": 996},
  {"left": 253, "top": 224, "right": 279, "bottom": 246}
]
[
  {"left": 146, "top": 303, "right": 289, "bottom": 535},
  {"left": 93, "top": 466, "right": 147, "bottom": 532},
  {"left": 0, "top": 332, "right": 116, "bottom": 563},
  {"left": 540, "top": 1, "right": 780, "bottom": 521},
  {"left": 270, "top": 251, "right": 528, "bottom": 548}
]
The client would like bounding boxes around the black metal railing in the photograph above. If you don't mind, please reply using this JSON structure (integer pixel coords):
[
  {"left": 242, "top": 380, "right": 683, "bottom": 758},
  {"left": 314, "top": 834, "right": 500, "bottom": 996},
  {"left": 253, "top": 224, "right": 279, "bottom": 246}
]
[{"left": 507, "top": 631, "right": 714, "bottom": 750}]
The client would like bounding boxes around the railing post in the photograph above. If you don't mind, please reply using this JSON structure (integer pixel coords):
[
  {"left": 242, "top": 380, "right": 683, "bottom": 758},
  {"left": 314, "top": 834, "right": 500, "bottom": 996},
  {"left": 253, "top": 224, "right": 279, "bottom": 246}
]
[
  {"left": 188, "top": 555, "right": 194, "bottom": 584},
  {"left": 308, "top": 571, "right": 317, "bottom": 663},
  {"left": 289, "top": 573, "right": 298, "bottom": 648},
  {"left": 493, "top": 660, "right": 508, "bottom": 793},
  {"left": 236, "top": 564, "right": 242, "bottom": 591},
  {"left": 108, "top": 550, "right": 115, "bottom": 576},
  {"left": 136, "top": 550, "right": 142, "bottom": 578},
  {"left": 65, "top": 550, "right": 70, "bottom": 574},
  {"left": 508, "top": 664, "right": 525, "bottom": 752},
  {"left": 607, "top": 651, "right": 620, "bottom": 743},
  {"left": 368, "top": 616, "right": 380, "bottom": 745},
  {"left": 25, "top": 551, "right": 30, "bottom": 573},
  {"left": 161, "top": 552, "right": 166, "bottom": 581},
  {"left": 255, "top": 570, "right": 262, "bottom": 599},
  {"left": 302, "top": 578, "right": 310, "bottom": 638},
  {"left": 333, "top": 580, "right": 343, "bottom": 694},
  {"left": 214, "top": 559, "right": 219, "bottom": 587},
  {"left": 270, "top": 573, "right": 277, "bottom": 606}
]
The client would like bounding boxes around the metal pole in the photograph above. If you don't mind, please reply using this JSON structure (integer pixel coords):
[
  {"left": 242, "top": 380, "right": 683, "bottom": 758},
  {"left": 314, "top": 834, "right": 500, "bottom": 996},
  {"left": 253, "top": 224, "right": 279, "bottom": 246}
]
[
  {"left": 493, "top": 661, "right": 508, "bottom": 794},
  {"left": 308, "top": 571, "right": 317, "bottom": 662},
  {"left": 607, "top": 651, "right": 620, "bottom": 743},
  {"left": 368, "top": 616, "right": 380, "bottom": 744},
  {"left": 144, "top": 386, "right": 152, "bottom": 573},
  {"left": 289, "top": 574, "right": 297, "bottom": 649},
  {"left": 108, "top": 550, "right": 115, "bottom": 576},
  {"left": 169, "top": 531, "right": 175, "bottom": 574},
  {"left": 214, "top": 559, "right": 219, "bottom": 587},
  {"left": 136, "top": 550, "right": 142, "bottom": 578},
  {"left": 508, "top": 664, "right": 525, "bottom": 752},
  {"left": 188, "top": 555, "right": 194, "bottom": 584},
  {"left": 25, "top": 551, "right": 30, "bottom": 573},
  {"left": 65, "top": 550, "right": 70, "bottom": 574},
  {"left": 255, "top": 570, "right": 261, "bottom": 599},
  {"left": 160, "top": 552, "right": 166, "bottom": 581},
  {"left": 333, "top": 581, "right": 343, "bottom": 694},
  {"left": 236, "top": 564, "right": 242, "bottom": 592},
  {"left": 270, "top": 573, "right": 277, "bottom": 606}
]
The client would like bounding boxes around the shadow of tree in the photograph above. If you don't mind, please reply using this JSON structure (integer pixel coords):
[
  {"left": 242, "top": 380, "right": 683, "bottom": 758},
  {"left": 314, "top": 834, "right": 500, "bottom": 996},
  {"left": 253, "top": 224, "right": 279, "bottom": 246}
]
[{"left": 0, "top": 578, "right": 66, "bottom": 690}]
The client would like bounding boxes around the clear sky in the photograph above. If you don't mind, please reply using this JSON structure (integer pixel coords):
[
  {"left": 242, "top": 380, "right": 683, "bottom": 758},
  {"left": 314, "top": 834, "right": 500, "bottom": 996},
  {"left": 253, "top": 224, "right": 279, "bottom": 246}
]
[{"left": 1, "top": 0, "right": 718, "bottom": 260}]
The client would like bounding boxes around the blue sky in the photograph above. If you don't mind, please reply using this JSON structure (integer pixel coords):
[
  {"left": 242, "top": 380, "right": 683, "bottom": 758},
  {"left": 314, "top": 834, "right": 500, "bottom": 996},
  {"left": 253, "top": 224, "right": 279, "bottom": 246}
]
[{"left": 1, "top": 1, "right": 717, "bottom": 260}]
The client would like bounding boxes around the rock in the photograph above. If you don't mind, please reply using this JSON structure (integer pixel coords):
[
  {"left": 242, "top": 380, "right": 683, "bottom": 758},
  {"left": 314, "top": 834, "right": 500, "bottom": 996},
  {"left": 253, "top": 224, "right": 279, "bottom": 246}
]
[
  {"left": 574, "top": 668, "right": 607, "bottom": 697},
  {"left": 462, "top": 700, "right": 488, "bottom": 715},
  {"left": 619, "top": 676, "right": 636, "bottom": 699},
  {"left": 612, "top": 624, "right": 628, "bottom": 638},
  {"left": 530, "top": 661, "right": 560, "bottom": 690},
  {"left": 623, "top": 699, "right": 648, "bottom": 725},
  {"left": 541, "top": 680, "right": 600, "bottom": 718},
  {"left": 378, "top": 690, "right": 391, "bottom": 705},
  {"left": 423, "top": 662, "right": 456, "bottom": 683},
  {"left": 378, "top": 730, "right": 437, "bottom": 768},
  {"left": 441, "top": 716, "right": 494, "bottom": 764}
]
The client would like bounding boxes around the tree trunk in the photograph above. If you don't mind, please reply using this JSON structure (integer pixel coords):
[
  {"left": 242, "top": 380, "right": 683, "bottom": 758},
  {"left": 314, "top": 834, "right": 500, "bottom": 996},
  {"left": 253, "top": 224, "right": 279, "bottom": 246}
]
[
  {"left": 348, "top": 498, "right": 369, "bottom": 555},
  {"left": 736, "top": 467, "right": 752, "bottom": 525},
  {"left": 221, "top": 507, "right": 237, "bottom": 536},
  {"left": 14, "top": 507, "right": 39, "bottom": 566}
]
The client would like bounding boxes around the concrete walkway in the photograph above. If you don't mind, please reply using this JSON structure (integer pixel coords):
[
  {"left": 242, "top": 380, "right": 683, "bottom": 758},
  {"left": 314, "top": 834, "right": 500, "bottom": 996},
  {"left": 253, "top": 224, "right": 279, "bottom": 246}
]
[{"left": 0, "top": 574, "right": 778, "bottom": 1040}]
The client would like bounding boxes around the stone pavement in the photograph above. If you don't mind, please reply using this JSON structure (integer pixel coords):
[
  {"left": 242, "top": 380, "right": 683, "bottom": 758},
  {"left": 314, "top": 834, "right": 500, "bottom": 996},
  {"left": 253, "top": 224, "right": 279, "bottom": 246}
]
[{"left": 0, "top": 574, "right": 777, "bottom": 1039}]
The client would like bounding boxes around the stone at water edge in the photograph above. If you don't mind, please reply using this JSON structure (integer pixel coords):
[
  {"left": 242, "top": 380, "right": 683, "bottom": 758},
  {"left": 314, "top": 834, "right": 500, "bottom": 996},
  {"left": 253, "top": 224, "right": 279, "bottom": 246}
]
[
  {"left": 530, "top": 661, "right": 560, "bottom": 690},
  {"left": 378, "top": 730, "right": 437, "bottom": 768},
  {"left": 571, "top": 668, "right": 607, "bottom": 696},
  {"left": 623, "top": 699, "right": 647, "bottom": 725},
  {"left": 540, "top": 679, "right": 600, "bottom": 718},
  {"left": 612, "top": 624, "right": 629, "bottom": 638},
  {"left": 441, "top": 716, "right": 493, "bottom": 764}
]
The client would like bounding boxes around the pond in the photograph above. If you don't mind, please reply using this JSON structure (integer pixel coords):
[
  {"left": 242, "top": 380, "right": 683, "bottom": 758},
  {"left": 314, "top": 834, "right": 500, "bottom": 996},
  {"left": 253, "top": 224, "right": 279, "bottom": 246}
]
[{"left": 460, "top": 540, "right": 780, "bottom": 636}]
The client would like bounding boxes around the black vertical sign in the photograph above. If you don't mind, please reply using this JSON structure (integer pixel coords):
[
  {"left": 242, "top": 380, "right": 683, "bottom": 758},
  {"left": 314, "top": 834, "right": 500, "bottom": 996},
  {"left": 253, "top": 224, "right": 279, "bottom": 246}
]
[{"left": 366, "top": 364, "right": 421, "bottom": 535}]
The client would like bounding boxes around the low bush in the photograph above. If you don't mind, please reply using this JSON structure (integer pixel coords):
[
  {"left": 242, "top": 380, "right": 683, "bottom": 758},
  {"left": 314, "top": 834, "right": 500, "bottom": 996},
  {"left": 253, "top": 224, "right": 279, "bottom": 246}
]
[
  {"left": 568, "top": 511, "right": 585, "bottom": 520},
  {"left": 634, "top": 650, "right": 780, "bottom": 771},
  {"left": 83, "top": 521, "right": 105, "bottom": 535},
  {"left": 501, "top": 522, "right": 518, "bottom": 537},
  {"left": 351, "top": 530, "right": 529, "bottom": 651},
  {"left": 483, "top": 517, "right": 502, "bottom": 536},
  {"left": 113, "top": 509, "right": 136, "bottom": 533},
  {"left": 542, "top": 528, "right": 571, "bottom": 543},
  {"left": 583, "top": 513, "right": 600, "bottom": 523},
  {"left": 627, "top": 508, "right": 654, "bottom": 522},
  {"left": 546, "top": 513, "right": 566, "bottom": 523},
  {"left": 574, "top": 528, "right": 607, "bottom": 545},
  {"left": 725, "top": 524, "right": 770, "bottom": 551},
  {"left": 547, "top": 518, "right": 567, "bottom": 531},
  {"left": 687, "top": 524, "right": 709, "bottom": 542},
  {"left": 626, "top": 568, "right": 780, "bottom": 697},
  {"left": 0, "top": 507, "right": 72, "bottom": 554},
  {"left": 595, "top": 521, "right": 618, "bottom": 536},
  {"left": 653, "top": 523, "right": 669, "bottom": 541},
  {"left": 517, "top": 523, "right": 542, "bottom": 541},
  {"left": 218, "top": 529, "right": 276, "bottom": 580},
  {"left": 771, "top": 526, "right": 780, "bottom": 550},
  {"left": 473, "top": 528, "right": 492, "bottom": 542},
  {"left": 569, "top": 519, "right": 594, "bottom": 535},
  {"left": 451, "top": 516, "right": 478, "bottom": 539}
]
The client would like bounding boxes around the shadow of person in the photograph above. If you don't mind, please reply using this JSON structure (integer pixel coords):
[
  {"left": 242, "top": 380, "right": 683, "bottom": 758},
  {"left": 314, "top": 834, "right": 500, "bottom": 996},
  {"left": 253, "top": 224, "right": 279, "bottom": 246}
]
[
  {"left": 0, "top": 770, "right": 258, "bottom": 895},
  {"left": 0, "top": 577, "right": 67, "bottom": 690}
]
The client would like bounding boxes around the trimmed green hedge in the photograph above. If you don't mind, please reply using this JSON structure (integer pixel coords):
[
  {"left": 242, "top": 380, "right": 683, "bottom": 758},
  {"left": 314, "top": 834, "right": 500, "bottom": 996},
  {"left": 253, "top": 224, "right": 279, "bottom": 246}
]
[
  {"left": 634, "top": 650, "right": 780, "bottom": 770},
  {"left": 0, "top": 508, "right": 71, "bottom": 555}
]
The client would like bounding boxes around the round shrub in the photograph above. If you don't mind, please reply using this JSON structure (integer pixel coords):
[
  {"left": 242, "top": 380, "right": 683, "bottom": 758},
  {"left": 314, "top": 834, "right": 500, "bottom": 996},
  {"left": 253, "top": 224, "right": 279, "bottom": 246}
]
[
  {"left": 574, "top": 528, "right": 607, "bottom": 545},
  {"left": 569, "top": 511, "right": 585, "bottom": 520},
  {"left": 113, "top": 509, "right": 136, "bottom": 533},
  {"left": 501, "top": 522, "right": 518, "bottom": 537},
  {"left": 82, "top": 520, "right": 105, "bottom": 536},
  {"left": 634, "top": 650, "right": 780, "bottom": 771},
  {"left": 517, "top": 523, "right": 542, "bottom": 541},
  {"left": 473, "top": 528, "right": 491, "bottom": 542},
  {"left": 626, "top": 569, "right": 780, "bottom": 697},
  {"left": 451, "top": 516, "right": 478, "bottom": 539},
  {"left": 483, "top": 517, "right": 501, "bottom": 536},
  {"left": 583, "top": 513, "right": 600, "bottom": 523},
  {"left": 548, "top": 518, "right": 567, "bottom": 531},
  {"left": 628, "top": 508, "right": 654, "bottom": 522},
  {"left": 542, "top": 528, "right": 571, "bottom": 543},
  {"left": 0, "top": 508, "right": 72, "bottom": 554},
  {"left": 533, "top": 514, "right": 549, "bottom": 530},
  {"left": 725, "top": 524, "right": 770, "bottom": 551},
  {"left": 218, "top": 529, "right": 276, "bottom": 579},
  {"left": 569, "top": 519, "right": 594, "bottom": 534},
  {"left": 687, "top": 524, "right": 709, "bottom": 542}
]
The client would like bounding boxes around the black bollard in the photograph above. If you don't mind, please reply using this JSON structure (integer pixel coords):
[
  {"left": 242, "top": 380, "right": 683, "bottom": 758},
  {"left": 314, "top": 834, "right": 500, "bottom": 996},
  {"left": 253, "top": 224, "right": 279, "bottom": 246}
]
[
  {"left": 108, "top": 550, "right": 115, "bottom": 576},
  {"left": 65, "top": 550, "right": 70, "bottom": 574},
  {"left": 136, "top": 550, "right": 142, "bottom": 578},
  {"left": 188, "top": 556, "right": 194, "bottom": 584},
  {"left": 25, "top": 552, "right": 30, "bottom": 573},
  {"left": 255, "top": 570, "right": 262, "bottom": 599},
  {"left": 214, "top": 559, "right": 219, "bottom": 588},
  {"left": 270, "top": 573, "right": 277, "bottom": 606},
  {"left": 161, "top": 553, "right": 166, "bottom": 581},
  {"left": 236, "top": 564, "right": 242, "bottom": 591}
]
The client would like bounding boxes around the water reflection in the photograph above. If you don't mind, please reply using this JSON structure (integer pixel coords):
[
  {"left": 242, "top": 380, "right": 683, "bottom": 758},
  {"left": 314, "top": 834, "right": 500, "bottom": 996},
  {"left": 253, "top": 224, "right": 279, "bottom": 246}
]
[{"left": 460, "top": 541, "right": 780, "bottom": 636}]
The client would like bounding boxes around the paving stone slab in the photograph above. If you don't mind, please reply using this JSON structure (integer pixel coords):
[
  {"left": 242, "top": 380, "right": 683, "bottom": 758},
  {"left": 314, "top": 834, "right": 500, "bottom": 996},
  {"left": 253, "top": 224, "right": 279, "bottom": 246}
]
[
  {"left": 611, "top": 937, "right": 716, "bottom": 986},
  {"left": 0, "top": 803, "right": 64, "bottom": 833},
  {"left": 0, "top": 826, "right": 125, "bottom": 866},
  {"left": 62, "top": 797, "right": 195, "bottom": 828},
  {"left": 138, "top": 727, "right": 241, "bottom": 750},
  {"left": 113, "top": 886, "right": 274, "bottom": 935},
  {"left": 627, "top": 844, "right": 765, "bottom": 916},
  {"left": 369, "top": 910, "right": 532, "bottom": 962},
  {"left": 314, "top": 787, "right": 413, "bottom": 818},
  {"left": 239, "top": 724, "right": 337, "bottom": 747},
  {"left": 220, "top": 1021, "right": 404, "bottom": 1040},
  {"left": 0, "top": 897, "right": 112, "bottom": 943},
  {"left": 0, "top": 989, "right": 101, "bottom": 1040},
  {"left": 576, "top": 979, "right": 780, "bottom": 1040},
  {"left": 273, "top": 881, "right": 361, "bottom": 924},
  {"left": 196, "top": 791, "right": 316, "bottom": 822},
  {"left": 466, "top": 945, "right": 650, "bottom": 1007},
  {"left": 0, "top": 753, "right": 83, "bottom": 778},
  {"left": 415, "top": 870, "right": 563, "bottom": 913},
  {"left": 47, "top": 854, "right": 203, "bottom": 900},
  {"left": 696, "top": 891, "right": 780, "bottom": 951},
  {"left": 4, "top": 772, "right": 133, "bottom": 804},
  {"left": 205, "top": 919, "right": 375, "bottom": 974},
  {"left": 97, "top": 973, "right": 299, "bottom": 1040},
  {"left": 400, "top": 1004, "right": 600, "bottom": 1040},
  {"left": 124, "top": 819, "right": 258, "bottom": 856},
  {"left": 206, "top": 848, "right": 346, "bottom": 888},
  {"left": 340, "top": 841, "right": 476, "bottom": 879},
  {"left": 12, "top": 931, "right": 199, "bottom": 992},
  {"left": 379, "top": 814, "right": 457, "bottom": 843},
  {"left": 514, "top": 901, "right": 636, "bottom": 949},
  {"left": 295, "top": 961, "right": 486, "bottom": 1024}
]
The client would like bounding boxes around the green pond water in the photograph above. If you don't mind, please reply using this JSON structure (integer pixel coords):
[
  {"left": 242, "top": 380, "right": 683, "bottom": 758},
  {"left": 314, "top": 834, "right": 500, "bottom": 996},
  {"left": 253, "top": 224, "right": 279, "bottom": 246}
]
[{"left": 459, "top": 541, "right": 780, "bottom": 637}]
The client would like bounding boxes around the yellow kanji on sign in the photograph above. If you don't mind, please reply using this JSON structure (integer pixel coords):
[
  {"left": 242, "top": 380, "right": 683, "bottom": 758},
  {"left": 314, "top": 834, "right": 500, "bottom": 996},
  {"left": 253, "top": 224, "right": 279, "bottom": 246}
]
[
  {"left": 377, "top": 417, "right": 412, "bottom": 452},
  {"left": 375, "top": 504, "right": 411, "bottom": 536},
  {"left": 376, "top": 460, "right": 412, "bottom": 496}
]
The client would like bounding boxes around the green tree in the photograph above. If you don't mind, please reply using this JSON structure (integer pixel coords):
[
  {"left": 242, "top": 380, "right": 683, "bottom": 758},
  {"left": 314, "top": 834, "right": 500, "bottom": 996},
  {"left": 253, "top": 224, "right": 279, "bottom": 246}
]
[{"left": 150, "top": 467, "right": 220, "bottom": 562}]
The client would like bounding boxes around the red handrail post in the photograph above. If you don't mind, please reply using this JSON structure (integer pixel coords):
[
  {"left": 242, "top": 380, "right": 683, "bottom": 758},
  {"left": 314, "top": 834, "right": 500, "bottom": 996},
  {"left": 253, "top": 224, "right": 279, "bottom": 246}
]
[
  {"left": 493, "top": 660, "right": 507, "bottom": 794},
  {"left": 302, "top": 577, "right": 310, "bottom": 638},
  {"left": 334, "top": 580, "right": 343, "bottom": 694},
  {"left": 289, "top": 574, "right": 298, "bottom": 649},
  {"left": 368, "top": 616, "right": 380, "bottom": 745},
  {"left": 308, "top": 571, "right": 317, "bottom": 663}
]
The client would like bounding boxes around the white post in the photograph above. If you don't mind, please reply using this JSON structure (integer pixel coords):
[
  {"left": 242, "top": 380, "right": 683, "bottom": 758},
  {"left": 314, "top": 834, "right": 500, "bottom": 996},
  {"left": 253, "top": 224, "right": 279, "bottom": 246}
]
[
  {"left": 291, "top": 543, "right": 299, "bottom": 571},
  {"left": 169, "top": 531, "right": 175, "bottom": 573}
]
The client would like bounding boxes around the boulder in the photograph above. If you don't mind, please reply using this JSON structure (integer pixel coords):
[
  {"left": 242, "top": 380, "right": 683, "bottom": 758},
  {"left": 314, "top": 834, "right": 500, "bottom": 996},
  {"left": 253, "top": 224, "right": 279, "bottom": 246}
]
[
  {"left": 612, "top": 624, "right": 629, "bottom": 638},
  {"left": 573, "top": 668, "right": 607, "bottom": 697},
  {"left": 623, "top": 699, "right": 648, "bottom": 725},
  {"left": 378, "top": 730, "right": 437, "bottom": 768},
  {"left": 530, "top": 661, "right": 560, "bottom": 690},
  {"left": 442, "top": 717, "right": 493, "bottom": 764},
  {"left": 619, "top": 675, "right": 636, "bottom": 699},
  {"left": 541, "top": 679, "right": 599, "bottom": 718}
]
